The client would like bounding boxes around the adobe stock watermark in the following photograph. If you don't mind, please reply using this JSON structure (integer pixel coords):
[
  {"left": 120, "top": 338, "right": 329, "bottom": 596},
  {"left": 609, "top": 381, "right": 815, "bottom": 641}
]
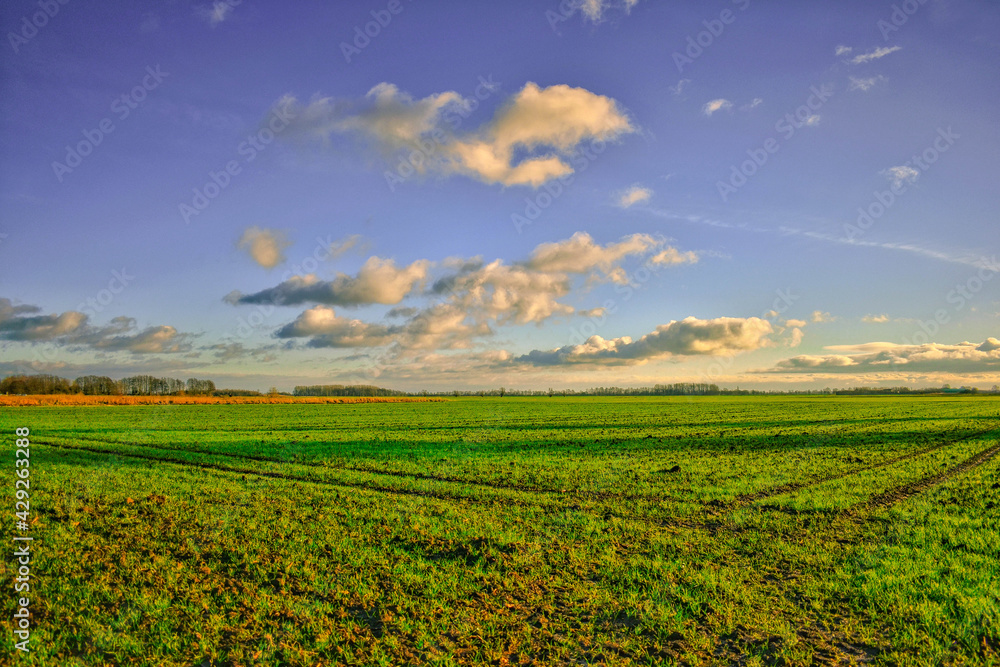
[
  {"left": 51, "top": 65, "right": 169, "bottom": 183},
  {"left": 878, "top": 0, "right": 930, "bottom": 41},
  {"left": 7, "top": 0, "right": 69, "bottom": 54},
  {"left": 843, "top": 127, "right": 958, "bottom": 242},
  {"left": 672, "top": 0, "right": 751, "bottom": 74},
  {"left": 902, "top": 256, "right": 999, "bottom": 346},
  {"left": 511, "top": 137, "right": 609, "bottom": 234},
  {"left": 716, "top": 83, "right": 834, "bottom": 202},
  {"left": 384, "top": 74, "right": 501, "bottom": 192},
  {"left": 340, "top": 0, "right": 415, "bottom": 63},
  {"left": 77, "top": 268, "right": 134, "bottom": 319},
  {"left": 178, "top": 104, "right": 295, "bottom": 225}
]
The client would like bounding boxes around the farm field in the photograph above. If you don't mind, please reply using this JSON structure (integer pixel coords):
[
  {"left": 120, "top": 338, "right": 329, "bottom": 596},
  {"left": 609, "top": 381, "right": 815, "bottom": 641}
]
[{"left": 1, "top": 396, "right": 998, "bottom": 666}]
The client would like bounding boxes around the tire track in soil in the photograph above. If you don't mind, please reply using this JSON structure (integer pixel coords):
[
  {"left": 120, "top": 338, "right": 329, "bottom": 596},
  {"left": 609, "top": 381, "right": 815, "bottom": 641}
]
[
  {"left": 712, "top": 438, "right": 1000, "bottom": 665},
  {"left": 846, "top": 440, "right": 1000, "bottom": 516},
  {"left": 732, "top": 424, "right": 998, "bottom": 508},
  {"left": 40, "top": 433, "right": 687, "bottom": 503},
  {"left": 34, "top": 440, "right": 561, "bottom": 512}
]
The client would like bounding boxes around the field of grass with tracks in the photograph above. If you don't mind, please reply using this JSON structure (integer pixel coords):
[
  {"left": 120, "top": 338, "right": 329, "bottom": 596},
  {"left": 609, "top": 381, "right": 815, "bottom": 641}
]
[{"left": 1, "top": 396, "right": 998, "bottom": 665}]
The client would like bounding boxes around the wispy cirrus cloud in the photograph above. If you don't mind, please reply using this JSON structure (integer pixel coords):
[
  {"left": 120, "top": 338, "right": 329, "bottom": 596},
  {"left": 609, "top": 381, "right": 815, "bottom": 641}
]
[{"left": 849, "top": 45, "right": 901, "bottom": 65}]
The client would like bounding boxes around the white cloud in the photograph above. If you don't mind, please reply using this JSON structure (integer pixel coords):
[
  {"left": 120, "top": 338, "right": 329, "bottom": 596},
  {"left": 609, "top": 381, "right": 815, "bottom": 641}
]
[
  {"left": 616, "top": 184, "right": 652, "bottom": 208},
  {"left": 445, "top": 82, "right": 635, "bottom": 187},
  {"left": 237, "top": 226, "right": 291, "bottom": 269},
  {"left": 232, "top": 257, "right": 430, "bottom": 307},
  {"left": 850, "top": 46, "right": 902, "bottom": 65},
  {"left": 234, "top": 232, "right": 700, "bottom": 351},
  {"left": 648, "top": 247, "right": 698, "bottom": 267},
  {"left": 274, "top": 82, "right": 635, "bottom": 188},
  {"left": 882, "top": 165, "right": 919, "bottom": 189},
  {"left": 769, "top": 339, "right": 1000, "bottom": 374},
  {"left": 835, "top": 45, "right": 853, "bottom": 56},
  {"left": 740, "top": 98, "right": 763, "bottom": 111},
  {"left": 804, "top": 114, "right": 821, "bottom": 126},
  {"left": 849, "top": 75, "right": 887, "bottom": 92},
  {"left": 515, "top": 316, "right": 774, "bottom": 366},
  {"left": 862, "top": 314, "right": 890, "bottom": 324},
  {"left": 811, "top": 311, "right": 836, "bottom": 323},
  {"left": 702, "top": 99, "right": 733, "bottom": 116},
  {"left": 0, "top": 299, "right": 193, "bottom": 354}
]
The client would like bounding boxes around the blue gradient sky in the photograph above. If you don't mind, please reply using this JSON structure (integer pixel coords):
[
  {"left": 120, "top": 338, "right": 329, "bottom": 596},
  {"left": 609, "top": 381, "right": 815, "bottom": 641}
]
[{"left": 1, "top": 0, "right": 998, "bottom": 391}]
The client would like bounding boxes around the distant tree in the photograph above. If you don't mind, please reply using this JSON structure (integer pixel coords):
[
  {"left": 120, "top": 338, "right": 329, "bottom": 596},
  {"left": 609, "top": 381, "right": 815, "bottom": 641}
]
[{"left": 498, "top": 386, "right": 506, "bottom": 398}]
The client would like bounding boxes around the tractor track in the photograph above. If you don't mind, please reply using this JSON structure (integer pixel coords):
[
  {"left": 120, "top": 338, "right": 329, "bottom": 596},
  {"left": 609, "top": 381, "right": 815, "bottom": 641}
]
[{"left": 732, "top": 424, "right": 998, "bottom": 507}]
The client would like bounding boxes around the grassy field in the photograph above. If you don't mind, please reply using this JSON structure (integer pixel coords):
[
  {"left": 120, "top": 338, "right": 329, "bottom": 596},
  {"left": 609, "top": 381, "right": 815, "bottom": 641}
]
[{"left": 1, "top": 396, "right": 998, "bottom": 666}]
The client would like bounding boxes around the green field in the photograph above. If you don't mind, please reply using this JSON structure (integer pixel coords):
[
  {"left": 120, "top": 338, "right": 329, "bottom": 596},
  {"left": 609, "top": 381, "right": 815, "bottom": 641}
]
[{"left": 2, "top": 396, "right": 998, "bottom": 666}]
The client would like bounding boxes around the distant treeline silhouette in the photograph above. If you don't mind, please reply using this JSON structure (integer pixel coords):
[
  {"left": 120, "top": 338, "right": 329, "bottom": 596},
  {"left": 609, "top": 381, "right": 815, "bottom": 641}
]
[
  {"left": 1, "top": 374, "right": 993, "bottom": 397},
  {"left": 0, "top": 374, "right": 243, "bottom": 396},
  {"left": 293, "top": 384, "right": 409, "bottom": 397}
]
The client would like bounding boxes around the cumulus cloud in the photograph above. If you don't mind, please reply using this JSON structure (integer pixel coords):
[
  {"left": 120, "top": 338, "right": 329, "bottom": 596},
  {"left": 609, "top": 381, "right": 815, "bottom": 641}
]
[
  {"left": 769, "top": 339, "right": 1000, "bottom": 374},
  {"left": 784, "top": 319, "right": 808, "bottom": 328},
  {"left": 433, "top": 260, "right": 575, "bottom": 325},
  {"left": 811, "top": 310, "right": 836, "bottom": 323},
  {"left": 702, "top": 99, "right": 733, "bottom": 116},
  {"left": 0, "top": 299, "right": 192, "bottom": 354},
  {"left": 275, "top": 306, "right": 395, "bottom": 348},
  {"left": 233, "top": 232, "right": 699, "bottom": 352},
  {"left": 850, "top": 46, "right": 902, "bottom": 65},
  {"left": 0, "top": 299, "right": 86, "bottom": 341},
  {"left": 231, "top": 257, "right": 430, "bottom": 307},
  {"left": 275, "top": 303, "right": 488, "bottom": 351},
  {"left": 273, "top": 82, "right": 635, "bottom": 188},
  {"left": 526, "top": 232, "right": 658, "bottom": 277},
  {"left": 849, "top": 75, "right": 887, "bottom": 92},
  {"left": 883, "top": 165, "right": 919, "bottom": 189},
  {"left": 445, "top": 82, "right": 635, "bottom": 187},
  {"left": 237, "top": 226, "right": 291, "bottom": 269},
  {"left": 862, "top": 314, "right": 890, "bottom": 324},
  {"left": 515, "top": 316, "right": 774, "bottom": 366},
  {"left": 616, "top": 184, "right": 652, "bottom": 208}
]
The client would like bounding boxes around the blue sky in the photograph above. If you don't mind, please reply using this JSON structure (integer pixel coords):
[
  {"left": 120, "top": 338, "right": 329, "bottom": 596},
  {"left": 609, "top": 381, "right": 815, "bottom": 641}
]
[{"left": 1, "top": 0, "right": 998, "bottom": 391}]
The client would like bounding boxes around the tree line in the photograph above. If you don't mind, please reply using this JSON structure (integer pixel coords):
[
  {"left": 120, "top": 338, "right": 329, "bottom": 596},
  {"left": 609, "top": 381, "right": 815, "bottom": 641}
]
[
  {"left": 2, "top": 374, "right": 995, "bottom": 397},
  {"left": 1, "top": 374, "right": 226, "bottom": 396},
  {"left": 292, "top": 384, "right": 409, "bottom": 397}
]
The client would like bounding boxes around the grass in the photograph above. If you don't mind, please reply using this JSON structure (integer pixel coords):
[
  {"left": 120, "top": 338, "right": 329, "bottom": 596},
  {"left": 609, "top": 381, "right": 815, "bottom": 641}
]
[{"left": 0, "top": 396, "right": 998, "bottom": 665}]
